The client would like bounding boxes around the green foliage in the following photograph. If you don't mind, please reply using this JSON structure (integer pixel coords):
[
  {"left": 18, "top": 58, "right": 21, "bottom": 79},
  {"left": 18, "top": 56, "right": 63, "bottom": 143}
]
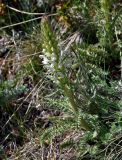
[
  {"left": 0, "top": 80, "right": 26, "bottom": 107},
  {"left": 40, "top": 0, "right": 121, "bottom": 159}
]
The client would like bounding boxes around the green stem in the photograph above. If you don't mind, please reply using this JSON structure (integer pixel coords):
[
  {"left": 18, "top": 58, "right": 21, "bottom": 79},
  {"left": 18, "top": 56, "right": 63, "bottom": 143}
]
[
  {"left": 64, "top": 84, "right": 78, "bottom": 113},
  {"left": 63, "top": 84, "right": 92, "bottom": 131}
]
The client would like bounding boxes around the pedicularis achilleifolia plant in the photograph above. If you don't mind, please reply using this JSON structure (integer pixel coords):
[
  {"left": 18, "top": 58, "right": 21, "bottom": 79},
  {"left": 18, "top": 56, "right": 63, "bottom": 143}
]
[{"left": 40, "top": 17, "right": 92, "bottom": 131}]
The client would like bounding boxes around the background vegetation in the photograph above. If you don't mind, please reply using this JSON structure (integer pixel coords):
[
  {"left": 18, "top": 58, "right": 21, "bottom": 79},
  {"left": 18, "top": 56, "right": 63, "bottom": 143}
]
[{"left": 0, "top": 0, "right": 122, "bottom": 159}]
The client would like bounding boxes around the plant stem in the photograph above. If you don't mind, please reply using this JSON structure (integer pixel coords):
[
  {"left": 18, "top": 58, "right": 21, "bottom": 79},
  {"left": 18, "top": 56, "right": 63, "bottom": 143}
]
[{"left": 63, "top": 84, "right": 92, "bottom": 131}]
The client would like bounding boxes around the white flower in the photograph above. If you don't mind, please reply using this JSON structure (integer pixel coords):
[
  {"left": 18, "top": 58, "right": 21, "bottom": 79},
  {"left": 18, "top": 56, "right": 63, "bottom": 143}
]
[
  {"left": 39, "top": 55, "right": 49, "bottom": 65},
  {"left": 39, "top": 55, "right": 44, "bottom": 59},
  {"left": 50, "top": 63, "right": 54, "bottom": 69},
  {"left": 42, "top": 56, "right": 49, "bottom": 65},
  {"left": 51, "top": 55, "right": 56, "bottom": 62}
]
